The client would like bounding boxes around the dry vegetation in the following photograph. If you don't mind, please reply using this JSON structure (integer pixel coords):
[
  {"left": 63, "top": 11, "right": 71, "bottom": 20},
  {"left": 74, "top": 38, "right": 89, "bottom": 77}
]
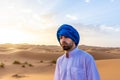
[{"left": 0, "top": 43, "right": 120, "bottom": 80}]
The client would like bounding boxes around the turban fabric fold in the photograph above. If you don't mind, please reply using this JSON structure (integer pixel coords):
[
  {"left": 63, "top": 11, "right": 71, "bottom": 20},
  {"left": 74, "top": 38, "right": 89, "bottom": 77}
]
[{"left": 57, "top": 24, "right": 80, "bottom": 46}]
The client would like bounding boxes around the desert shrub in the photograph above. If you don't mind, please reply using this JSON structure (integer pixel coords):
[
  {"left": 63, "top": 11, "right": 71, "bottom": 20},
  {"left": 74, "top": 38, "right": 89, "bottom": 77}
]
[
  {"left": 13, "top": 60, "right": 21, "bottom": 64},
  {"left": 28, "top": 63, "right": 33, "bottom": 67},
  {"left": 40, "top": 60, "right": 43, "bottom": 63},
  {"left": 51, "top": 60, "right": 56, "bottom": 64},
  {"left": 23, "top": 61, "right": 33, "bottom": 67},
  {"left": 13, "top": 61, "right": 33, "bottom": 68},
  {"left": 0, "top": 62, "right": 5, "bottom": 68},
  {"left": 12, "top": 74, "right": 25, "bottom": 78},
  {"left": 21, "top": 64, "right": 25, "bottom": 68}
]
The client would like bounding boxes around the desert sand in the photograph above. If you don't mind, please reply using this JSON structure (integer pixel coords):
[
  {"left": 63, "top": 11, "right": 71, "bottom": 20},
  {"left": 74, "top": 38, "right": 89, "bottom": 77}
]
[{"left": 0, "top": 43, "right": 120, "bottom": 80}]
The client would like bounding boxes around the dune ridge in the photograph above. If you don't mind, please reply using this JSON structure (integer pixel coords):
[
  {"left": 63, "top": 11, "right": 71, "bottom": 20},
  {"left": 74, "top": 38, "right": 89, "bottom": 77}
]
[{"left": 0, "top": 43, "right": 120, "bottom": 80}]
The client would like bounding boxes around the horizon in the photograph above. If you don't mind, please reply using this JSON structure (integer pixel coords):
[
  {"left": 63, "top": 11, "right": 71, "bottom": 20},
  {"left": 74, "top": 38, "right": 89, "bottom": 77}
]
[
  {"left": 0, "top": 0, "right": 120, "bottom": 47},
  {"left": 0, "top": 43, "right": 120, "bottom": 48}
]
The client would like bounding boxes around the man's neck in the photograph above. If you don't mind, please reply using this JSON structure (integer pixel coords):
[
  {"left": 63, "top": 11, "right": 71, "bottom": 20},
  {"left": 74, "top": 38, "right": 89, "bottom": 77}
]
[
  {"left": 65, "top": 46, "right": 76, "bottom": 53},
  {"left": 65, "top": 46, "right": 76, "bottom": 58}
]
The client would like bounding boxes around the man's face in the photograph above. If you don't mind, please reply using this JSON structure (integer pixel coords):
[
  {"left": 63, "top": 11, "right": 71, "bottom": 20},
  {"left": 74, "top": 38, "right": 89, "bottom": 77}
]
[{"left": 60, "top": 36, "right": 75, "bottom": 51}]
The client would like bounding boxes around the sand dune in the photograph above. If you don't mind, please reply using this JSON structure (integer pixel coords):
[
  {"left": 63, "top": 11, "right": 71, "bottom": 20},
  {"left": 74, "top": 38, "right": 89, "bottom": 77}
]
[
  {"left": 97, "top": 59, "right": 120, "bottom": 80},
  {"left": 79, "top": 45, "right": 120, "bottom": 60},
  {"left": 0, "top": 44, "right": 120, "bottom": 80}
]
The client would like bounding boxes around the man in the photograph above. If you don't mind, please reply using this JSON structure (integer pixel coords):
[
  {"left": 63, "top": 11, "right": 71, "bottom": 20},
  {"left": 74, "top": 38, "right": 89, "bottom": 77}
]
[{"left": 54, "top": 24, "right": 100, "bottom": 80}]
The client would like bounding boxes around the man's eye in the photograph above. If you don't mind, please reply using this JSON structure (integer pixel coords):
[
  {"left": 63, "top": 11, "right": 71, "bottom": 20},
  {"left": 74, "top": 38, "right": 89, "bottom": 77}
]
[
  {"left": 64, "top": 36, "right": 68, "bottom": 38},
  {"left": 59, "top": 36, "right": 68, "bottom": 39},
  {"left": 60, "top": 36, "right": 62, "bottom": 39}
]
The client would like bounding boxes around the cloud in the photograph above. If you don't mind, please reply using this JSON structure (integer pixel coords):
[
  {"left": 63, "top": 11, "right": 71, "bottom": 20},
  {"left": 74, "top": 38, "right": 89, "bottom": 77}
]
[
  {"left": 85, "top": 0, "right": 91, "bottom": 3},
  {"left": 72, "top": 24, "right": 120, "bottom": 47},
  {"left": 0, "top": 0, "right": 58, "bottom": 44},
  {"left": 99, "top": 25, "right": 120, "bottom": 32},
  {"left": 66, "top": 14, "right": 78, "bottom": 20},
  {"left": 0, "top": 0, "right": 57, "bottom": 29},
  {"left": 110, "top": 0, "right": 115, "bottom": 2}
]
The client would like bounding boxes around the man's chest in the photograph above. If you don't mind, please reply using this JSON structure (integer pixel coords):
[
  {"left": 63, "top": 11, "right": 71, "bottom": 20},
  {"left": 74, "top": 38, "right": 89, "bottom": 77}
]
[{"left": 59, "top": 58, "right": 86, "bottom": 80}]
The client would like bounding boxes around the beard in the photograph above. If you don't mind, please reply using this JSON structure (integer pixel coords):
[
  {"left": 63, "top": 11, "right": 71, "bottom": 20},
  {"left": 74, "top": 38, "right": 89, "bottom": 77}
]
[
  {"left": 61, "top": 41, "right": 73, "bottom": 51},
  {"left": 62, "top": 45, "right": 72, "bottom": 50}
]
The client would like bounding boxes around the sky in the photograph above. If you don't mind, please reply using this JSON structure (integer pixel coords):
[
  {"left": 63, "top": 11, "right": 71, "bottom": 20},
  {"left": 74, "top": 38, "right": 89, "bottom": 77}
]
[{"left": 0, "top": 0, "right": 120, "bottom": 47}]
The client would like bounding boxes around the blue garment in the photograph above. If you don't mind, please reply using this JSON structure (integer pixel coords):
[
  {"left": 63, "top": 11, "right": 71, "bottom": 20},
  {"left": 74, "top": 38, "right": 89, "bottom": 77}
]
[
  {"left": 57, "top": 24, "right": 80, "bottom": 46},
  {"left": 54, "top": 47, "right": 100, "bottom": 80}
]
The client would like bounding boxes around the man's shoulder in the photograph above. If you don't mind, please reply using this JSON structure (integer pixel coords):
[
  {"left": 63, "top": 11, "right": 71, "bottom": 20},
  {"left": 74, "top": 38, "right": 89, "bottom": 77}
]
[
  {"left": 77, "top": 49, "right": 94, "bottom": 59},
  {"left": 56, "top": 54, "right": 65, "bottom": 62}
]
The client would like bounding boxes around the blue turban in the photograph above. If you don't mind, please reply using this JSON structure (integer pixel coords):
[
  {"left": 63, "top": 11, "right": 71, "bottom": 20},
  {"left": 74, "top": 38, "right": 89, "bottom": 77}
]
[{"left": 57, "top": 24, "right": 80, "bottom": 46}]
